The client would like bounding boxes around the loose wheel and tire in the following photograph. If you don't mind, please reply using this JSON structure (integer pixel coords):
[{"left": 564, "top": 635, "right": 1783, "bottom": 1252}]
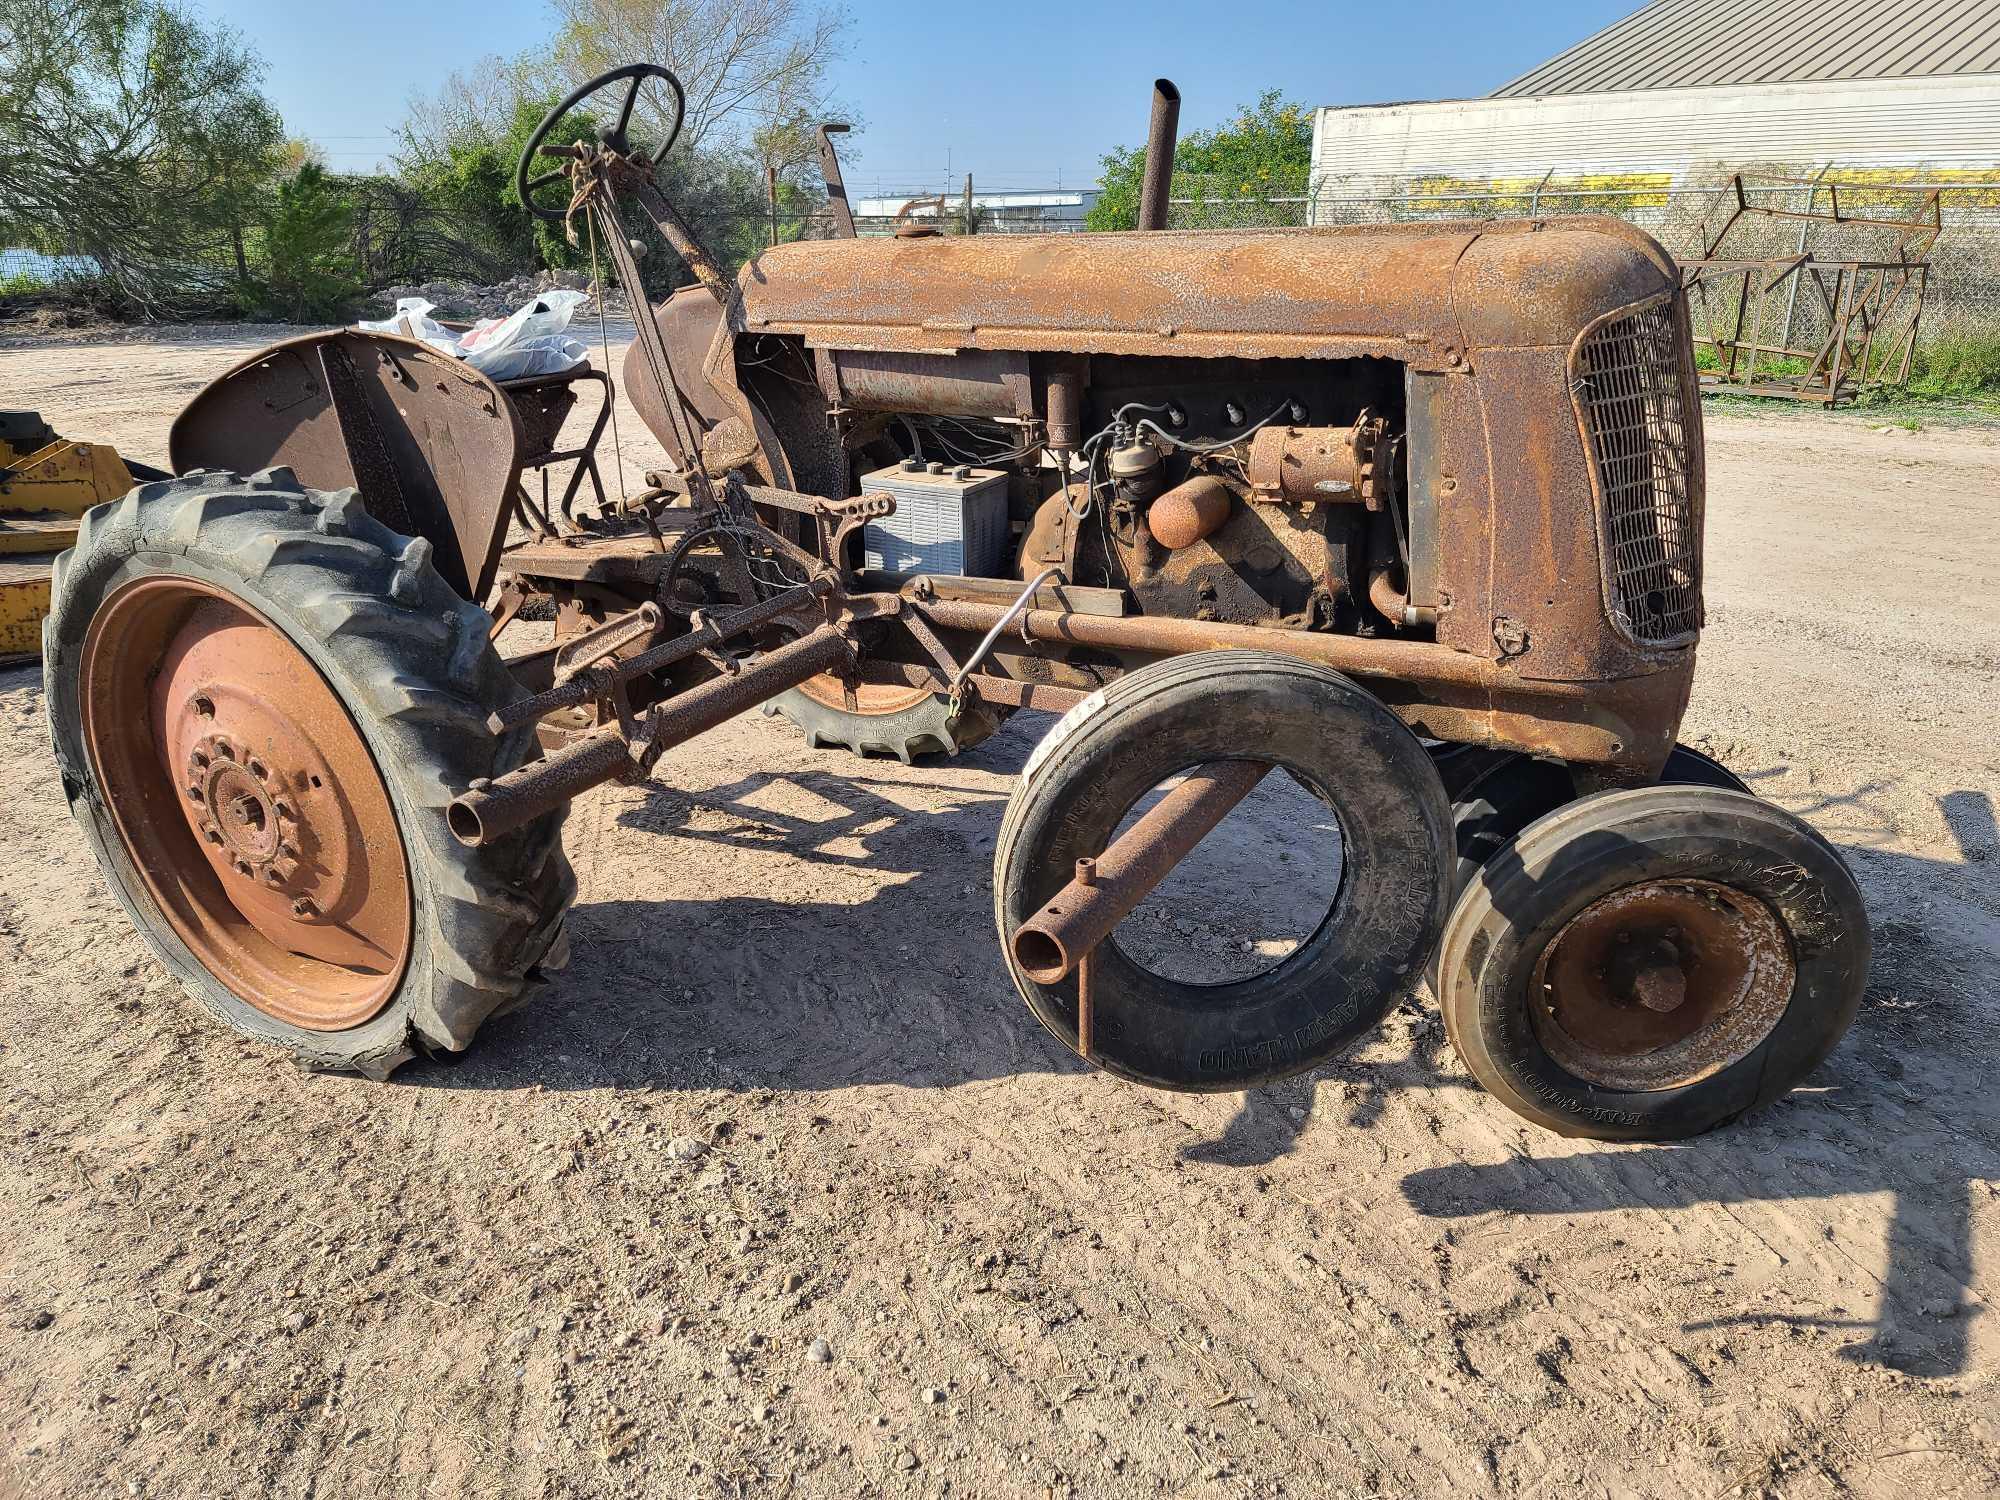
[
  {"left": 1435, "top": 785, "right": 1869, "bottom": 1140},
  {"left": 766, "top": 678, "right": 1006, "bottom": 762},
  {"left": 993, "top": 652, "right": 1453, "bottom": 1091},
  {"left": 44, "top": 469, "right": 574, "bottom": 1078}
]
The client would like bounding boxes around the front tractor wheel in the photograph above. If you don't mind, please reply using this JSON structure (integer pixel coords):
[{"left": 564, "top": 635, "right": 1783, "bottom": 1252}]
[
  {"left": 44, "top": 470, "right": 574, "bottom": 1078},
  {"left": 1436, "top": 785, "right": 1869, "bottom": 1140}
]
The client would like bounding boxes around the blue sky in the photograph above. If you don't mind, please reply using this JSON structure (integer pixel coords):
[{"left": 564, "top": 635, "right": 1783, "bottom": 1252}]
[{"left": 191, "top": 0, "right": 1635, "bottom": 194}]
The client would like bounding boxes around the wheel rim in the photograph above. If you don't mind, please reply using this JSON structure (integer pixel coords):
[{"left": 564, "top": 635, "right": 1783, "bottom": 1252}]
[
  {"left": 794, "top": 672, "right": 936, "bottom": 718},
  {"left": 1528, "top": 878, "right": 1795, "bottom": 1091},
  {"left": 79, "top": 576, "right": 412, "bottom": 1031}
]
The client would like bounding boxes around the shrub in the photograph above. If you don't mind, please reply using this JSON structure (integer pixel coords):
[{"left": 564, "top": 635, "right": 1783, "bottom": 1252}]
[
  {"left": 1910, "top": 336, "right": 2000, "bottom": 396},
  {"left": 260, "top": 164, "right": 363, "bottom": 322}
]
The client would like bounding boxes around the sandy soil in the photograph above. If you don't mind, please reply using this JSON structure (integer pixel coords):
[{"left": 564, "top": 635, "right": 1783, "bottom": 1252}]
[{"left": 2, "top": 331, "right": 1997, "bottom": 1500}]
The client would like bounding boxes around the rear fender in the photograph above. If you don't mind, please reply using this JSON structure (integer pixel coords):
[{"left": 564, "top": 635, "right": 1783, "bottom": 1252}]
[{"left": 169, "top": 330, "right": 524, "bottom": 601}]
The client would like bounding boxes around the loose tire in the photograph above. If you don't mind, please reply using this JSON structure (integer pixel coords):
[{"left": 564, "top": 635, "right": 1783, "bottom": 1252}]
[
  {"left": 44, "top": 469, "right": 574, "bottom": 1078},
  {"left": 994, "top": 651, "right": 1453, "bottom": 1091},
  {"left": 766, "top": 679, "right": 1006, "bottom": 762},
  {"left": 1436, "top": 785, "right": 1868, "bottom": 1140}
]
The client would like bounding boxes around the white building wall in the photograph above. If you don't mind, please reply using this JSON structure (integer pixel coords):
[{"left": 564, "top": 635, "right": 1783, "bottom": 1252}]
[{"left": 1309, "top": 73, "right": 2000, "bottom": 213}]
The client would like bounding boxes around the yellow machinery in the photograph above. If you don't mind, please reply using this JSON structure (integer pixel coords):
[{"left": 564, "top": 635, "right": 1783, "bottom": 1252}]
[{"left": 1, "top": 411, "right": 153, "bottom": 665}]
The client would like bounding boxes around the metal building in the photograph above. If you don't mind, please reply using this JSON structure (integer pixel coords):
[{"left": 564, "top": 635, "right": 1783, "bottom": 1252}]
[
  {"left": 850, "top": 188, "right": 1100, "bottom": 236},
  {"left": 1309, "top": 0, "right": 2000, "bottom": 207}
]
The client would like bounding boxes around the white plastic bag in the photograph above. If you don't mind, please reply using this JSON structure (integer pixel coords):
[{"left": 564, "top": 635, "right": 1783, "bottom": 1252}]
[
  {"left": 464, "top": 331, "right": 589, "bottom": 381},
  {"left": 357, "top": 289, "right": 591, "bottom": 382},
  {"left": 356, "top": 297, "right": 461, "bottom": 357},
  {"left": 455, "top": 290, "right": 589, "bottom": 380}
]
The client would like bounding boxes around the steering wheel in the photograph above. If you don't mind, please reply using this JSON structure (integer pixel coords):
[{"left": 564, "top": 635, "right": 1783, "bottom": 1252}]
[{"left": 517, "top": 63, "right": 687, "bottom": 222}]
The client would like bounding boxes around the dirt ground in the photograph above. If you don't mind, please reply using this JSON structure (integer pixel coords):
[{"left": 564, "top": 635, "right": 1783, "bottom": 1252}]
[{"left": 2, "top": 327, "right": 1998, "bottom": 1500}]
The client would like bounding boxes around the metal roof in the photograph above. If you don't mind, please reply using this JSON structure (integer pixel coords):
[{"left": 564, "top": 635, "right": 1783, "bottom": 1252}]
[{"left": 1494, "top": 0, "right": 2000, "bottom": 96}]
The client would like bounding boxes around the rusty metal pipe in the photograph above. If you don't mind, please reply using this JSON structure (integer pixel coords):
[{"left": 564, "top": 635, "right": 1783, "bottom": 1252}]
[
  {"left": 1147, "top": 474, "right": 1233, "bottom": 550},
  {"left": 640, "top": 623, "right": 849, "bottom": 760},
  {"left": 916, "top": 597, "right": 1491, "bottom": 688},
  {"left": 448, "top": 732, "right": 635, "bottom": 847},
  {"left": 488, "top": 578, "right": 831, "bottom": 735},
  {"left": 1365, "top": 508, "right": 1437, "bottom": 630},
  {"left": 1137, "top": 80, "right": 1181, "bottom": 232},
  {"left": 450, "top": 625, "right": 850, "bottom": 846},
  {"left": 1011, "top": 759, "right": 1271, "bottom": 983}
]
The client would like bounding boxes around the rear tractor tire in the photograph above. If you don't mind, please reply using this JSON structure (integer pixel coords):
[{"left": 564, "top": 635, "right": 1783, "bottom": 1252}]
[
  {"left": 1435, "top": 785, "right": 1869, "bottom": 1140},
  {"left": 44, "top": 469, "right": 574, "bottom": 1078},
  {"left": 766, "top": 678, "right": 1006, "bottom": 763}
]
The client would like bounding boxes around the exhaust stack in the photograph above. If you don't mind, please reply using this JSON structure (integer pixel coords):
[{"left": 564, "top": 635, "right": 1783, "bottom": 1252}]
[{"left": 1137, "top": 79, "right": 1181, "bottom": 231}]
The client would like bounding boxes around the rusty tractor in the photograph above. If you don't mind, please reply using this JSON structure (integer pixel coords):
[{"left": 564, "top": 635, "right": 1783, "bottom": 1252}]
[{"left": 43, "top": 68, "right": 1869, "bottom": 1139}]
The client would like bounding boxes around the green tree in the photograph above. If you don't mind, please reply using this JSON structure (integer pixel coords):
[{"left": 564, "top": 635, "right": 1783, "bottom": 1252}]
[
  {"left": 0, "top": 0, "right": 286, "bottom": 309},
  {"left": 402, "top": 95, "right": 595, "bottom": 274},
  {"left": 261, "top": 164, "right": 361, "bottom": 320},
  {"left": 1086, "top": 91, "right": 1313, "bottom": 232},
  {"left": 396, "top": 0, "right": 853, "bottom": 293}
]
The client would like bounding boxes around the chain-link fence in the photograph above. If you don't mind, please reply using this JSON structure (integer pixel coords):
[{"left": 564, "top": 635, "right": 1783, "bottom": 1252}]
[
  {"left": 1156, "top": 172, "right": 2000, "bottom": 349},
  {"left": 0, "top": 243, "right": 99, "bottom": 288}
]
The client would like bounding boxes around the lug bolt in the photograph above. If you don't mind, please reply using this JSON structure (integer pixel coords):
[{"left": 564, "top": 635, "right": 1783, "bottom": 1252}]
[
  {"left": 186, "top": 786, "right": 204, "bottom": 803},
  {"left": 264, "top": 869, "right": 285, "bottom": 888},
  {"left": 234, "top": 859, "right": 253, "bottom": 877},
  {"left": 201, "top": 823, "right": 223, "bottom": 846},
  {"left": 213, "top": 742, "right": 235, "bottom": 761},
  {"left": 191, "top": 694, "right": 215, "bottom": 718},
  {"left": 249, "top": 760, "right": 269, "bottom": 781},
  {"left": 291, "top": 896, "right": 318, "bottom": 919}
]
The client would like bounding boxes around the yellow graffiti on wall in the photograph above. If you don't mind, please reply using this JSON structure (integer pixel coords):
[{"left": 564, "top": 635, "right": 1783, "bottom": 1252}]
[
  {"left": 1398, "top": 167, "right": 2000, "bottom": 214},
  {"left": 1404, "top": 171, "right": 1675, "bottom": 214}
]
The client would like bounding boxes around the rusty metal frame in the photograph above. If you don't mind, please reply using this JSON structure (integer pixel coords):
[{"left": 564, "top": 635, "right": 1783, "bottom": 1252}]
[
  {"left": 1695, "top": 172, "right": 1942, "bottom": 261},
  {"left": 502, "top": 364, "right": 614, "bottom": 533},
  {"left": 1683, "top": 173, "right": 1938, "bottom": 406}
]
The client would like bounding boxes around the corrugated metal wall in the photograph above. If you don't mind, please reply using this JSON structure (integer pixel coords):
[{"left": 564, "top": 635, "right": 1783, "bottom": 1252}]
[{"left": 1310, "top": 74, "right": 2000, "bottom": 200}]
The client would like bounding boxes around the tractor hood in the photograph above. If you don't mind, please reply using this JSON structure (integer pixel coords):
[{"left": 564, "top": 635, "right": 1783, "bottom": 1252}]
[{"left": 733, "top": 217, "right": 1678, "bottom": 367}]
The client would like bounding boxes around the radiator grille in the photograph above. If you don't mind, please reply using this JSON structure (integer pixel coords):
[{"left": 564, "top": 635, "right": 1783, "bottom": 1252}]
[{"left": 1573, "top": 300, "right": 1701, "bottom": 646}]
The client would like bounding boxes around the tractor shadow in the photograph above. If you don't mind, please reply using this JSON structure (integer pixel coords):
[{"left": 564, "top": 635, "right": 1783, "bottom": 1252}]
[
  {"left": 438, "top": 715, "right": 1096, "bottom": 1095},
  {"left": 1401, "top": 782, "right": 2000, "bottom": 1378},
  {"left": 435, "top": 722, "right": 1997, "bottom": 1376},
  {"left": 437, "top": 710, "right": 1472, "bottom": 1160}
]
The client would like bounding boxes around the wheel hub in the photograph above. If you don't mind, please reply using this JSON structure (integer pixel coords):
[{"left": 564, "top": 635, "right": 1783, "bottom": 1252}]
[
  {"left": 1529, "top": 879, "right": 1796, "bottom": 1091},
  {"left": 185, "top": 733, "right": 303, "bottom": 887}
]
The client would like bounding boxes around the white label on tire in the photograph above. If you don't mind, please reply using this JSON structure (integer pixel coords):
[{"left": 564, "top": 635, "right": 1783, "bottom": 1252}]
[{"left": 1022, "top": 688, "right": 1106, "bottom": 784}]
